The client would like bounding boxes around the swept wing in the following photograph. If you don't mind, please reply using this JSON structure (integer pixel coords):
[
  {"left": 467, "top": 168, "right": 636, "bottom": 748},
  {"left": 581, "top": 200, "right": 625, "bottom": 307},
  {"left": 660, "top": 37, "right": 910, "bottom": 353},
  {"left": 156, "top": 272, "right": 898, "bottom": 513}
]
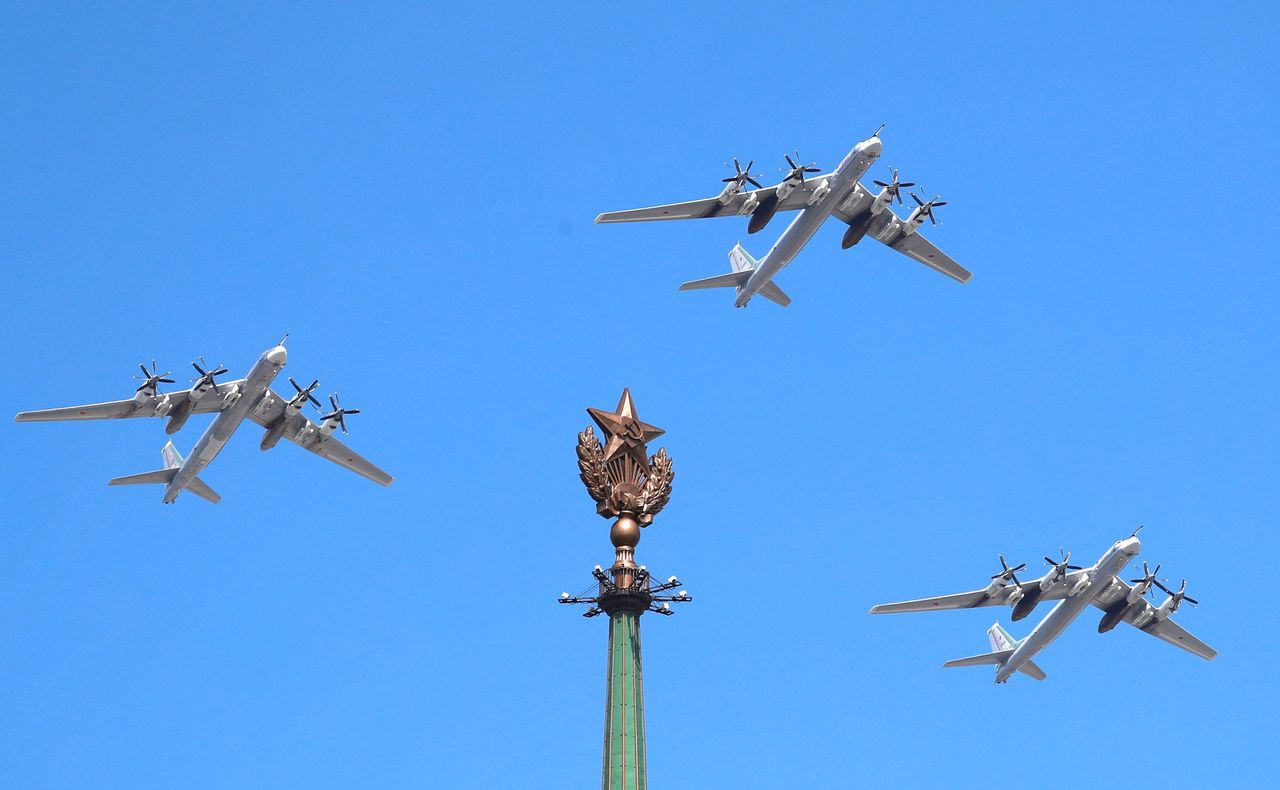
[
  {"left": 869, "top": 573, "right": 1086, "bottom": 614},
  {"left": 247, "top": 390, "right": 393, "bottom": 487},
  {"left": 1090, "top": 579, "right": 1217, "bottom": 660},
  {"left": 15, "top": 382, "right": 247, "bottom": 422},
  {"left": 595, "top": 178, "right": 835, "bottom": 224}
]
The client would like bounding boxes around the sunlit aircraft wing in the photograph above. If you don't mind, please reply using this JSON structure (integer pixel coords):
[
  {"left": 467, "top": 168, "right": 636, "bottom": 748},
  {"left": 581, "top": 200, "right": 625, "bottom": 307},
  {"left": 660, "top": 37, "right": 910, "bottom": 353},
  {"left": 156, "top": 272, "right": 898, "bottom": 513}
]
[
  {"left": 15, "top": 381, "right": 247, "bottom": 421},
  {"left": 1090, "top": 580, "right": 1217, "bottom": 660},
  {"left": 869, "top": 575, "right": 1084, "bottom": 614},
  {"left": 248, "top": 390, "right": 394, "bottom": 487},
  {"left": 887, "top": 232, "right": 972, "bottom": 283},
  {"left": 595, "top": 177, "right": 835, "bottom": 224},
  {"left": 830, "top": 185, "right": 971, "bottom": 283}
]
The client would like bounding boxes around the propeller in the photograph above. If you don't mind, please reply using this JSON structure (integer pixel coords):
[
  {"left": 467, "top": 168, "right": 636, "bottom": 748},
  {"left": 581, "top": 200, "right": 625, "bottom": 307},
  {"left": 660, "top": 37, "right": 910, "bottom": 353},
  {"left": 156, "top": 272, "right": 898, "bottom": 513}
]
[
  {"left": 1153, "top": 578, "right": 1199, "bottom": 606},
  {"left": 133, "top": 360, "right": 175, "bottom": 393},
  {"left": 288, "top": 377, "right": 322, "bottom": 409},
  {"left": 1044, "top": 548, "right": 1083, "bottom": 579},
  {"left": 872, "top": 166, "right": 916, "bottom": 205},
  {"left": 909, "top": 191, "right": 948, "bottom": 225},
  {"left": 782, "top": 151, "right": 821, "bottom": 183},
  {"left": 991, "top": 554, "right": 1026, "bottom": 585},
  {"left": 1129, "top": 561, "right": 1164, "bottom": 596},
  {"left": 191, "top": 356, "right": 228, "bottom": 390},
  {"left": 722, "top": 158, "right": 763, "bottom": 190},
  {"left": 320, "top": 393, "right": 361, "bottom": 434}
]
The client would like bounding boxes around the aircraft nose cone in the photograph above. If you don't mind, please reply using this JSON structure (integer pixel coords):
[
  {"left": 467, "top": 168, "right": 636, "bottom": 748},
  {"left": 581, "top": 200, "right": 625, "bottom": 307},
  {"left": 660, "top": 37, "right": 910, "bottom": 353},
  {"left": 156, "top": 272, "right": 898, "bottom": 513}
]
[
  {"left": 265, "top": 346, "right": 288, "bottom": 366},
  {"left": 863, "top": 136, "right": 883, "bottom": 157}
]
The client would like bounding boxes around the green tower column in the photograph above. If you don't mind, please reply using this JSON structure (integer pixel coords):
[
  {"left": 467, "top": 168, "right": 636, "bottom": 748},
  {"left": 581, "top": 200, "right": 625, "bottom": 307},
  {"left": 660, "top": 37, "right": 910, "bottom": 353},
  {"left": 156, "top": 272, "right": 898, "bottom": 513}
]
[{"left": 601, "top": 594, "right": 648, "bottom": 790}]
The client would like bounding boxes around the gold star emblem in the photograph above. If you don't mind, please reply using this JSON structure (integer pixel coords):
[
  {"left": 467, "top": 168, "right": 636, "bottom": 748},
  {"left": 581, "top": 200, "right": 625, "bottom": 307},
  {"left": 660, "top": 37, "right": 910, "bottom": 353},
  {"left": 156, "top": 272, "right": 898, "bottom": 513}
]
[{"left": 586, "top": 388, "right": 665, "bottom": 473}]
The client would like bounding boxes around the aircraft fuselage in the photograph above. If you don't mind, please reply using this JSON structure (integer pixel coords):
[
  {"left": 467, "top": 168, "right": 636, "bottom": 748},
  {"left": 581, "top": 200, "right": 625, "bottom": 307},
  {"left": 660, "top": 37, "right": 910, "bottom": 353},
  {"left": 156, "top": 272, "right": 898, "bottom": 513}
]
[
  {"left": 994, "top": 536, "right": 1141, "bottom": 683},
  {"left": 163, "top": 345, "right": 287, "bottom": 503},
  {"left": 736, "top": 136, "right": 883, "bottom": 307}
]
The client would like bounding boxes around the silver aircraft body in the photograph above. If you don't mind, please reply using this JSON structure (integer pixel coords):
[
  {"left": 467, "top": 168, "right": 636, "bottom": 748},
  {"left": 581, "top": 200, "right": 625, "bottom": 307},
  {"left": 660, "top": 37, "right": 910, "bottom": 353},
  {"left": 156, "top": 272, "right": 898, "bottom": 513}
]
[
  {"left": 14, "top": 341, "right": 393, "bottom": 503},
  {"left": 870, "top": 533, "right": 1216, "bottom": 683},
  {"left": 595, "top": 129, "right": 971, "bottom": 307}
]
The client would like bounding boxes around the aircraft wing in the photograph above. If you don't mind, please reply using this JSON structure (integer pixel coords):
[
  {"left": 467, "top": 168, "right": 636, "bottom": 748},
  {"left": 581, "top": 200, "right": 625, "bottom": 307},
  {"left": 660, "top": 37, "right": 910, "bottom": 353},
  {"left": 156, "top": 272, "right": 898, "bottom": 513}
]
[
  {"left": 830, "top": 185, "right": 971, "bottom": 284},
  {"left": 870, "top": 574, "right": 1085, "bottom": 614},
  {"left": 248, "top": 390, "right": 394, "bottom": 487},
  {"left": 887, "top": 232, "right": 972, "bottom": 283},
  {"left": 15, "top": 381, "right": 247, "bottom": 422},
  {"left": 1090, "top": 580, "right": 1218, "bottom": 660},
  {"left": 595, "top": 177, "right": 834, "bottom": 224}
]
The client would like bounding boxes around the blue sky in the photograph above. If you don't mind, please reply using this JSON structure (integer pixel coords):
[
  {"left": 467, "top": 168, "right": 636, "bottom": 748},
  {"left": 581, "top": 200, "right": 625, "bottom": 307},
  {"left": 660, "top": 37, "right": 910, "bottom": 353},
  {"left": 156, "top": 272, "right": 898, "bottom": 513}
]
[{"left": 1, "top": 3, "right": 1277, "bottom": 787}]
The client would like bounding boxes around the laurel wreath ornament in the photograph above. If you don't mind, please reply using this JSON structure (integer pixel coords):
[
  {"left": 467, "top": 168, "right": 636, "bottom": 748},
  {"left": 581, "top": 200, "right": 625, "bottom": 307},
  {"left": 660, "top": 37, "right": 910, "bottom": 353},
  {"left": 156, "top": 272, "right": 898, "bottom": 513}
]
[
  {"left": 577, "top": 427, "right": 674, "bottom": 523},
  {"left": 637, "top": 447, "right": 674, "bottom": 521},
  {"left": 577, "top": 428, "right": 612, "bottom": 505}
]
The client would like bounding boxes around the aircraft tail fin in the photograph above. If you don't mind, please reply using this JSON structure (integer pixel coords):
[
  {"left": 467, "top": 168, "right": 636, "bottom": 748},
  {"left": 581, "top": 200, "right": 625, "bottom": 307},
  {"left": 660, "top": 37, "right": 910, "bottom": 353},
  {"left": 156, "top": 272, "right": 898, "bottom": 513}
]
[
  {"left": 677, "top": 243, "right": 790, "bottom": 306},
  {"left": 728, "top": 242, "right": 758, "bottom": 273},
  {"left": 107, "top": 441, "right": 220, "bottom": 503},
  {"left": 987, "top": 622, "right": 1019, "bottom": 652},
  {"left": 162, "top": 440, "right": 183, "bottom": 469},
  {"left": 942, "top": 649, "right": 1014, "bottom": 669}
]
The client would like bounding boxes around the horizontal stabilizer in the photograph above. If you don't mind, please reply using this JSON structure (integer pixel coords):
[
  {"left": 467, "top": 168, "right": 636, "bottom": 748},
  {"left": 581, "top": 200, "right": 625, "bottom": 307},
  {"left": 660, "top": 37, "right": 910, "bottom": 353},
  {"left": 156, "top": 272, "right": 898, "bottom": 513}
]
[
  {"left": 942, "top": 649, "right": 1014, "bottom": 669},
  {"left": 1017, "top": 659, "right": 1047, "bottom": 681},
  {"left": 184, "top": 476, "right": 221, "bottom": 504},
  {"left": 757, "top": 280, "right": 792, "bottom": 307},
  {"left": 109, "top": 469, "right": 178, "bottom": 486},
  {"left": 678, "top": 271, "right": 752, "bottom": 291}
]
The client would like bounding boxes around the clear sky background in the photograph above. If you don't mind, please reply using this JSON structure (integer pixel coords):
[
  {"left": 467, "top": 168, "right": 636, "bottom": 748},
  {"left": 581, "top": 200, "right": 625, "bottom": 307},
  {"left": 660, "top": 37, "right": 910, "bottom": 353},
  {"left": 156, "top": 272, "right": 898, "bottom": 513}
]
[{"left": 2, "top": 3, "right": 1277, "bottom": 788}]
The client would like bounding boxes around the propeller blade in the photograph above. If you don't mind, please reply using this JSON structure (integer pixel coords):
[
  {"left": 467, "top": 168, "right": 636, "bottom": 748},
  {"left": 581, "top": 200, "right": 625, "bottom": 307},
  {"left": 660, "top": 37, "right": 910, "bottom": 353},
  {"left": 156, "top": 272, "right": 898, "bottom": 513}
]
[
  {"left": 746, "top": 177, "right": 762, "bottom": 188},
  {"left": 910, "top": 192, "right": 924, "bottom": 206},
  {"left": 873, "top": 180, "right": 889, "bottom": 188},
  {"left": 785, "top": 154, "right": 797, "bottom": 169},
  {"left": 344, "top": 408, "right": 360, "bottom": 415},
  {"left": 722, "top": 176, "right": 737, "bottom": 183},
  {"left": 899, "top": 181, "right": 915, "bottom": 188},
  {"left": 933, "top": 200, "right": 948, "bottom": 207},
  {"left": 1067, "top": 564, "right": 1083, "bottom": 570},
  {"left": 139, "top": 364, "right": 151, "bottom": 377},
  {"left": 1153, "top": 579, "right": 1174, "bottom": 595},
  {"left": 1183, "top": 595, "right": 1199, "bottom": 606}
]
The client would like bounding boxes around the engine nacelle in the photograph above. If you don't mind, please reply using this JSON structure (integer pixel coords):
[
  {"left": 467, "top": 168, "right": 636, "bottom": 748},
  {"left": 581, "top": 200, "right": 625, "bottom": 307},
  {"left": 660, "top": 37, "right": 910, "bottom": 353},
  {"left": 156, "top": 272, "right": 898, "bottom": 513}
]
[
  {"left": 165, "top": 399, "right": 194, "bottom": 435},
  {"left": 718, "top": 181, "right": 742, "bottom": 206},
  {"left": 260, "top": 420, "right": 286, "bottom": 451},
  {"left": 775, "top": 178, "right": 798, "bottom": 202},
  {"left": 737, "top": 192, "right": 760, "bottom": 215},
  {"left": 805, "top": 179, "right": 831, "bottom": 206},
  {"left": 1069, "top": 573, "right": 1091, "bottom": 597},
  {"left": 1004, "top": 585, "right": 1025, "bottom": 607},
  {"left": 1011, "top": 587, "right": 1043, "bottom": 621},
  {"left": 841, "top": 211, "right": 875, "bottom": 249},
  {"left": 747, "top": 193, "right": 780, "bottom": 234},
  {"left": 1097, "top": 604, "right": 1127, "bottom": 633},
  {"left": 150, "top": 394, "right": 173, "bottom": 417}
]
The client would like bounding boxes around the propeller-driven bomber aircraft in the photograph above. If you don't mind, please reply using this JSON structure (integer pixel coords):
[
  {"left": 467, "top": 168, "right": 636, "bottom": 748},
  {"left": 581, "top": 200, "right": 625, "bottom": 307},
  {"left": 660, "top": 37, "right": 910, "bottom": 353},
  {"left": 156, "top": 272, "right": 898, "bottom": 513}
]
[
  {"left": 14, "top": 339, "right": 393, "bottom": 503},
  {"left": 595, "top": 127, "right": 971, "bottom": 307},
  {"left": 869, "top": 531, "right": 1215, "bottom": 683}
]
